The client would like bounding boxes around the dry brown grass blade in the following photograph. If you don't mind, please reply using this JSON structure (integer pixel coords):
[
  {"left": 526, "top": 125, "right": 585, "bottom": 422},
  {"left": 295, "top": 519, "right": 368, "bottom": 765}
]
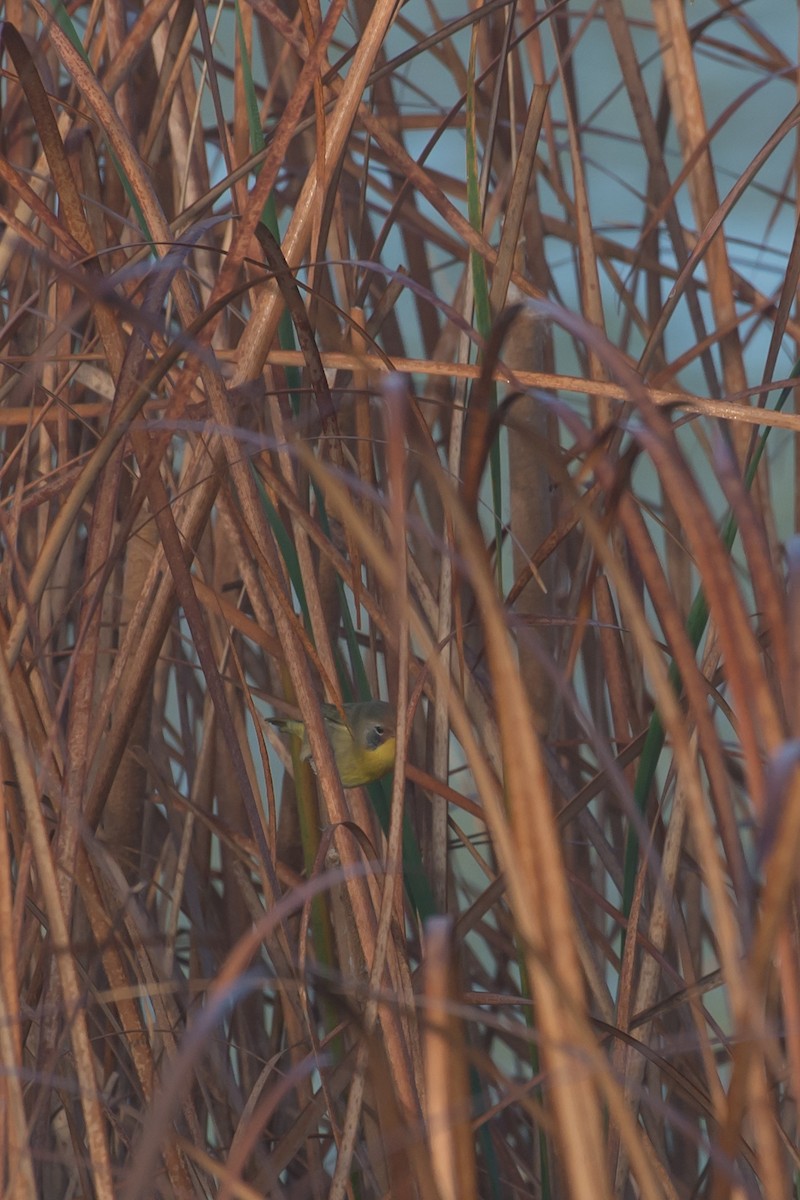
[
  {"left": 0, "top": 771, "right": 36, "bottom": 1199},
  {"left": 328, "top": 376, "right": 417, "bottom": 1198},
  {"left": 232, "top": 0, "right": 400, "bottom": 382},
  {"left": 422, "top": 917, "right": 479, "bottom": 1200},
  {"left": 649, "top": 0, "right": 747, "bottom": 401},
  {"left": 460, "top": 304, "right": 523, "bottom": 516},
  {"left": 490, "top": 83, "right": 550, "bottom": 314},
  {"left": 0, "top": 651, "right": 115, "bottom": 1196},
  {"left": 8, "top": 360, "right": 800, "bottom": 431},
  {"left": 253, "top": 222, "right": 337, "bottom": 432},
  {"left": 443, "top": 502, "right": 616, "bottom": 1200}
]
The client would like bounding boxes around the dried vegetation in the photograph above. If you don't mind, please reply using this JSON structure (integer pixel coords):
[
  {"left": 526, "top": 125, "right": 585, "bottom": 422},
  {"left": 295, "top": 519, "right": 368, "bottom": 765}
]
[{"left": 1, "top": 2, "right": 800, "bottom": 1198}]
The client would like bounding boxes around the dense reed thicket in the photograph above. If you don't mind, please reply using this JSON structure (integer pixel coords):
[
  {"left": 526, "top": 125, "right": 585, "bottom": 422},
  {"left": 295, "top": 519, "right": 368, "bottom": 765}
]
[{"left": 1, "top": 2, "right": 799, "bottom": 1197}]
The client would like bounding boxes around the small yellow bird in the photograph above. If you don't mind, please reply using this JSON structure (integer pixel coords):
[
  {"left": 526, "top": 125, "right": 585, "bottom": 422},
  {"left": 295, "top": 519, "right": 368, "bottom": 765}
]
[{"left": 268, "top": 700, "right": 396, "bottom": 788}]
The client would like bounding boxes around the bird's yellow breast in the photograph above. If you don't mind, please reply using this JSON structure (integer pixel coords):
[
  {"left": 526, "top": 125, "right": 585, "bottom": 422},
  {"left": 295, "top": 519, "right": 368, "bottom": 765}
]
[{"left": 334, "top": 731, "right": 397, "bottom": 787}]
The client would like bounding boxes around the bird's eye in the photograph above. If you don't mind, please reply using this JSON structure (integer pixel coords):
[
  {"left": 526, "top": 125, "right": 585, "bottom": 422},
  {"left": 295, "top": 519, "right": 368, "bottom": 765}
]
[{"left": 374, "top": 725, "right": 384, "bottom": 736}]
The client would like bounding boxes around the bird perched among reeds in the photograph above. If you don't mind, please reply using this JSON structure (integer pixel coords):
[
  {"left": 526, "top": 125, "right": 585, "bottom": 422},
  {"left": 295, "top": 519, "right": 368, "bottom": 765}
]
[{"left": 268, "top": 700, "right": 396, "bottom": 788}]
